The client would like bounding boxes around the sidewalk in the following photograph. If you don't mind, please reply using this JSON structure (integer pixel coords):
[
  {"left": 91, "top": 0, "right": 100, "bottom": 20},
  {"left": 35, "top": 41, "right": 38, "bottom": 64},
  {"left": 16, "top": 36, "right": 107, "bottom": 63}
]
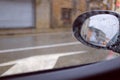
[{"left": 0, "top": 27, "right": 71, "bottom": 37}]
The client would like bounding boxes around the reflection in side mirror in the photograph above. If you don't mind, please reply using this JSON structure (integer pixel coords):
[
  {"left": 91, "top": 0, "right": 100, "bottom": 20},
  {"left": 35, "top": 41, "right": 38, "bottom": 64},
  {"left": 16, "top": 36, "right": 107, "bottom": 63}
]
[
  {"left": 73, "top": 10, "right": 120, "bottom": 52},
  {"left": 81, "top": 14, "right": 119, "bottom": 47}
]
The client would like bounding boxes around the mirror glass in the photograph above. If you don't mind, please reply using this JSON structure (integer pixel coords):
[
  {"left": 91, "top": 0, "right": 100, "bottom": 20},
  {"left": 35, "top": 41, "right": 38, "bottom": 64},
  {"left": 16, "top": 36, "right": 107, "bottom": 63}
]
[{"left": 81, "top": 14, "right": 119, "bottom": 47}]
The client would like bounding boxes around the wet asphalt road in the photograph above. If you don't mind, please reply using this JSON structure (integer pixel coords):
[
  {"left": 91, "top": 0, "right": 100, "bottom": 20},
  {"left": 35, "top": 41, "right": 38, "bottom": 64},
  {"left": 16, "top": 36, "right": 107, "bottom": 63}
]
[{"left": 0, "top": 31, "right": 119, "bottom": 77}]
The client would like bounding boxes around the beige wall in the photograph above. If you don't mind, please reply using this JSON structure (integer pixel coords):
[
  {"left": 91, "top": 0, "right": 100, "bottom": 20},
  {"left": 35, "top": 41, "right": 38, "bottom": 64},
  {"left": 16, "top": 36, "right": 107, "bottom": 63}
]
[
  {"left": 36, "top": 0, "right": 50, "bottom": 31},
  {"left": 72, "top": 0, "right": 87, "bottom": 22},
  {"left": 52, "top": 0, "right": 72, "bottom": 28},
  {"left": 51, "top": 0, "right": 87, "bottom": 28}
]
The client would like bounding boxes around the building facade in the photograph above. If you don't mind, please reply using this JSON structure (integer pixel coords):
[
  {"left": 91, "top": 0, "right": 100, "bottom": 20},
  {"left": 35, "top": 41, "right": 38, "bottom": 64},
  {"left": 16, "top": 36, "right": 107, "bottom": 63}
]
[
  {"left": 86, "top": 0, "right": 113, "bottom": 10},
  {"left": 0, "top": 0, "right": 114, "bottom": 35}
]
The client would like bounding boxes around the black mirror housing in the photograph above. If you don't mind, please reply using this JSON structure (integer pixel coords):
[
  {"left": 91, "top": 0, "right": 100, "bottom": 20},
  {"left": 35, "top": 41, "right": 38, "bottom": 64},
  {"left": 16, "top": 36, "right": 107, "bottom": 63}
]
[{"left": 73, "top": 10, "right": 120, "bottom": 53}]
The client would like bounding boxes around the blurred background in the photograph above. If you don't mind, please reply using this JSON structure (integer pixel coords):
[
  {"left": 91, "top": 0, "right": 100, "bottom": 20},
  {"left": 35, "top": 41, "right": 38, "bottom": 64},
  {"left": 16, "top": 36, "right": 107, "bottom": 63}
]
[
  {"left": 0, "top": 0, "right": 120, "bottom": 77},
  {"left": 0, "top": 0, "right": 119, "bottom": 34}
]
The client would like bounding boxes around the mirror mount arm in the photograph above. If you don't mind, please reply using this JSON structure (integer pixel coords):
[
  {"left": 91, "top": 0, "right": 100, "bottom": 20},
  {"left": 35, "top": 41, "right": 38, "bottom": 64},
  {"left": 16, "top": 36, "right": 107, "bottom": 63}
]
[{"left": 107, "top": 35, "right": 120, "bottom": 54}]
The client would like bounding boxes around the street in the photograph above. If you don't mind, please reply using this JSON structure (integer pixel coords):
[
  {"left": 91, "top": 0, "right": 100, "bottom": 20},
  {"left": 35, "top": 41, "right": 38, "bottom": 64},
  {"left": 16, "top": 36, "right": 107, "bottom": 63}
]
[{"left": 0, "top": 31, "right": 119, "bottom": 77}]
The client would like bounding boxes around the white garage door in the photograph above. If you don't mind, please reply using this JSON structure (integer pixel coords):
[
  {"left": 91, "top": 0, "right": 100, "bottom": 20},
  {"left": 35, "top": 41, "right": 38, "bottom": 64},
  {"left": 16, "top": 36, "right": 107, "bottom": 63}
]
[{"left": 0, "top": 0, "right": 34, "bottom": 28}]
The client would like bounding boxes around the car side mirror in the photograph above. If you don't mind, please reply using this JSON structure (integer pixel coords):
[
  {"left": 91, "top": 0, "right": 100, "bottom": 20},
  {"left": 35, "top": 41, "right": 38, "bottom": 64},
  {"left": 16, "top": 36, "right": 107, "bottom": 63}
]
[{"left": 73, "top": 10, "right": 120, "bottom": 53}]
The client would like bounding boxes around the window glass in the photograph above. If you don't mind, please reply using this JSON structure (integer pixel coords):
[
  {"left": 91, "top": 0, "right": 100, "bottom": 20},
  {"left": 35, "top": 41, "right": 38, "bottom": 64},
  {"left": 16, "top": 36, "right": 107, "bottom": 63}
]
[{"left": 0, "top": 0, "right": 119, "bottom": 77}]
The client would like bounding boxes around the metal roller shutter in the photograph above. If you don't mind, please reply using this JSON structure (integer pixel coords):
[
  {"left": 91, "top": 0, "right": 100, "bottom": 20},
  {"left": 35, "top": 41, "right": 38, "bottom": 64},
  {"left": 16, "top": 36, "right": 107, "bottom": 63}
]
[{"left": 0, "top": 0, "right": 34, "bottom": 28}]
